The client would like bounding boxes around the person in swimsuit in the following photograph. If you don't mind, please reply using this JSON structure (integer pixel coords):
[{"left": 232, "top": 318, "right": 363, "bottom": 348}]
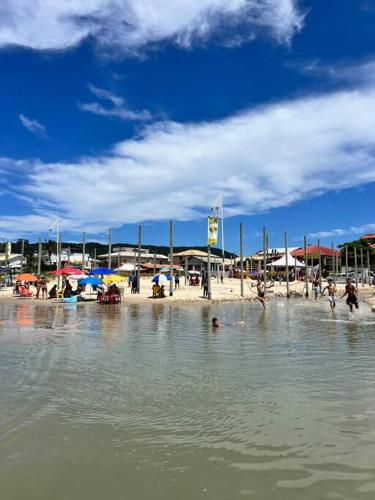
[
  {"left": 341, "top": 278, "right": 359, "bottom": 313},
  {"left": 40, "top": 276, "right": 48, "bottom": 299},
  {"left": 254, "top": 279, "right": 272, "bottom": 309},
  {"left": 322, "top": 279, "right": 337, "bottom": 311},
  {"left": 312, "top": 277, "right": 320, "bottom": 300}
]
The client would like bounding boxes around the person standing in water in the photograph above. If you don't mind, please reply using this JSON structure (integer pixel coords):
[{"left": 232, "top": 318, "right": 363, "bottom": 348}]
[
  {"left": 254, "top": 278, "right": 273, "bottom": 309},
  {"left": 312, "top": 277, "right": 320, "bottom": 300},
  {"left": 322, "top": 279, "right": 337, "bottom": 311},
  {"left": 341, "top": 278, "right": 359, "bottom": 313}
]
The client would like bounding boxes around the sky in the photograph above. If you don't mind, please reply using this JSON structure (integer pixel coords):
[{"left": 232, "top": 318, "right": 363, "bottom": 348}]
[{"left": 0, "top": 0, "right": 375, "bottom": 254}]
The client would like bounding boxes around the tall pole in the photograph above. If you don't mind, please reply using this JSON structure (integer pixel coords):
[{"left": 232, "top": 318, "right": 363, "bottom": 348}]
[
  {"left": 20, "top": 239, "right": 25, "bottom": 273},
  {"left": 117, "top": 246, "right": 121, "bottom": 271},
  {"left": 331, "top": 241, "right": 336, "bottom": 285},
  {"left": 345, "top": 244, "right": 348, "bottom": 277},
  {"left": 317, "top": 238, "right": 322, "bottom": 286},
  {"left": 285, "top": 232, "right": 290, "bottom": 298},
  {"left": 93, "top": 248, "right": 96, "bottom": 271},
  {"left": 304, "top": 236, "right": 309, "bottom": 298},
  {"left": 263, "top": 227, "right": 267, "bottom": 284},
  {"left": 367, "top": 250, "right": 371, "bottom": 285},
  {"left": 108, "top": 228, "right": 112, "bottom": 269},
  {"left": 354, "top": 247, "right": 358, "bottom": 288},
  {"left": 360, "top": 247, "right": 364, "bottom": 287},
  {"left": 240, "top": 223, "right": 244, "bottom": 297},
  {"left": 185, "top": 257, "right": 188, "bottom": 286},
  {"left": 137, "top": 225, "right": 141, "bottom": 294},
  {"left": 82, "top": 231, "right": 86, "bottom": 271},
  {"left": 207, "top": 244, "right": 212, "bottom": 300},
  {"left": 153, "top": 247, "right": 156, "bottom": 276},
  {"left": 221, "top": 197, "right": 225, "bottom": 283},
  {"left": 169, "top": 220, "right": 173, "bottom": 296},
  {"left": 37, "top": 238, "right": 42, "bottom": 275}
]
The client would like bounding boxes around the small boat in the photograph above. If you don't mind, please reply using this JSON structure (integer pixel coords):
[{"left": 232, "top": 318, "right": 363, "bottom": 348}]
[{"left": 62, "top": 295, "right": 78, "bottom": 303}]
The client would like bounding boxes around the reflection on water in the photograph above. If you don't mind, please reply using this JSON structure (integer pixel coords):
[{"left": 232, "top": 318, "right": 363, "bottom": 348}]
[{"left": 1, "top": 299, "right": 375, "bottom": 500}]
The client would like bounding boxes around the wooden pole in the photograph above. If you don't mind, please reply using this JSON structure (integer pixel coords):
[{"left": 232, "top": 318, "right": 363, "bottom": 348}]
[
  {"left": 37, "top": 238, "right": 42, "bottom": 276},
  {"left": 117, "top": 246, "right": 121, "bottom": 271},
  {"left": 360, "top": 247, "right": 364, "bottom": 287},
  {"left": 93, "top": 248, "right": 96, "bottom": 271},
  {"left": 153, "top": 247, "right": 156, "bottom": 276},
  {"left": 169, "top": 220, "right": 174, "bottom": 296},
  {"left": 240, "top": 223, "right": 244, "bottom": 297},
  {"left": 82, "top": 231, "right": 86, "bottom": 271},
  {"left": 331, "top": 242, "right": 336, "bottom": 285},
  {"left": 108, "top": 228, "right": 112, "bottom": 269},
  {"left": 285, "top": 232, "right": 290, "bottom": 298},
  {"left": 367, "top": 250, "right": 371, "bottom": 285},
  {"left": 207, "top": 244, "right": 212, "bottom": 300},
  {"left": 304, "top": 236, "right": 309, "bottom": 298},
  {"left": 263, "top": 227, "right": 267, "bottom": 284},
  {"left": 345, "top": 244, "right": 348, "bottom": 277},
  {"left": 20, "top": 239, "right": 25, "bottom": 273},
  {"left": 185, "top": 257, "right": 188, "bottom": 285},
  {"left": 354, "top": 247, "right": 358, "bottom": 288},
  {"left": 137, "top": 225, "right": 141, "bottom": 293},
  {"left": 317, "top": 238, "right": 322, "bottom": 286}
]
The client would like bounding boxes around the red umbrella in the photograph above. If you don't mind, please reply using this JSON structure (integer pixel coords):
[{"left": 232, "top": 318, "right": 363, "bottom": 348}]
[{"left": 51, "top": 267, "right": 84, "bottom": 275}]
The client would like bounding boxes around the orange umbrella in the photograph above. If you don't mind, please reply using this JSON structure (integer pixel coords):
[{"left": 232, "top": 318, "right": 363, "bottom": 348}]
[{"left": 16, "top": 273, "right": 38, "bottom": 282}]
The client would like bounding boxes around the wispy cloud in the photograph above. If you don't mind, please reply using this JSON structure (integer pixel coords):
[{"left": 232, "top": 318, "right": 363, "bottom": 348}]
[
  {"left": 79, "top": 84, "right": 153, "bottom": 121},
  {"left": 19, "top": 114, "right": 49, "bottom": 139},
  {"left": 2, "top": 84, "right": 375, "bottom": 236},
  {"left": 307, "top": 224, "right": 375, "bottom": 240},
  {"left": 0, "top": 1, "right": 304, "bottom": 55}
]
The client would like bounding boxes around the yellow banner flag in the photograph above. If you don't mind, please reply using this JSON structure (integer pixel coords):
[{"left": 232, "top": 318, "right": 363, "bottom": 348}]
[{"left": 208, "top": 216, "right": 218, "bottom": 246}]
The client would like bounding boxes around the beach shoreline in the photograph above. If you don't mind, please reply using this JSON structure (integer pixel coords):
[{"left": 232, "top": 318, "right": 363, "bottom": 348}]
[{"left": 1, "top": 278, "right": 374, "bottom": 311}]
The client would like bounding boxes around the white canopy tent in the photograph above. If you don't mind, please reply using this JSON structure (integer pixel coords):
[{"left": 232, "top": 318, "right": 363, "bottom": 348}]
[{"left": 267, "top": 254, "right": 306, "bottom": 268}]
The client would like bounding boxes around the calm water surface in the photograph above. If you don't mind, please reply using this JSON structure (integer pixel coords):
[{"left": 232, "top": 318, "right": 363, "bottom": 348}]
[{"left": 1, "top": 299, "right": 375, "bottom": 500}]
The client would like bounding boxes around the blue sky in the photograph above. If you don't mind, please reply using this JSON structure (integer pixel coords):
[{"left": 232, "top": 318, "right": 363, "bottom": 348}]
[{"left": 0, "top": 0, "right": 375, "bottom": 254}]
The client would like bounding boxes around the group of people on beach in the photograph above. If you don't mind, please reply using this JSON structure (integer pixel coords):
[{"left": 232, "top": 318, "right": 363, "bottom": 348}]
[{"left": 250, "top": 276, "right": 360, "bottom": 313}]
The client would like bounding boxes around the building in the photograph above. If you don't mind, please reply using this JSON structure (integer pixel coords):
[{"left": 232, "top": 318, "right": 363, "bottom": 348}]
[
  {"left": 98, "top": 247, "right": 169, "bottom": 269},
  {"left": 0, "top": 253, "right": 25, "bottom": 271},
  {"left": 173, "top": 249, "right": 232, "bottom": 274},
  {"left": 38, "top": 250, "right": 92, "bottom": 270}
]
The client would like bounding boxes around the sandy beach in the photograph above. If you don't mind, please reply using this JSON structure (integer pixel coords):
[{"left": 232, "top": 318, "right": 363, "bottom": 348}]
[{"left": 2, "top": 277, "right": 374, "bottom": 311}]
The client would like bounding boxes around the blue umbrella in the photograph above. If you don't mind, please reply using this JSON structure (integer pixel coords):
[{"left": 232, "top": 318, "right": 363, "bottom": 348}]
[
  {"left": 152, "top": 274, "right": 171, "bottom": 284},
  {"left": 89, "top": 268, "right": 117, "bottom": 275},
  {"left": 79, "top": 277, "right": 102, "bottom": 286}
]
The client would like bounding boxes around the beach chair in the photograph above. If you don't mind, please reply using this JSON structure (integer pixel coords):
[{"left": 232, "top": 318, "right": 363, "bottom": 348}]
[{"left": 19, "top": 286, "right": 33, "bottom": 298}]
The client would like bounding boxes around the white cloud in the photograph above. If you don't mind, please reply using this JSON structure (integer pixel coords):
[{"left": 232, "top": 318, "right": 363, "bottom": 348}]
[
  {"left": 19, "top": 114, "right": 49, "bottom": 139},
  {"left": 2, "top": 87, "right": 375, "bottom": 236},
  {"left": 79, "top": 84, "right": 153, "bottom": 121},
  {"left": 307, "top": 224, "right": 375, "bottom": 240},
  {"left": 0, "top": 1, "right": 304, "bottom": 54}
]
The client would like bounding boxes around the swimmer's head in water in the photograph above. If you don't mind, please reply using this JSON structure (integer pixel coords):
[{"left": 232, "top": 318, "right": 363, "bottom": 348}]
[{"left": 212, "top": 318, "right": 220, "bottom": 327}]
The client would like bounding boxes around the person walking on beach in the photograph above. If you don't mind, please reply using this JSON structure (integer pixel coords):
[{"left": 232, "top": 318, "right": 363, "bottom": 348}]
[
  {"left": 128, "top": 272, "right": 134, "bottom": 289},
  {"left": 202, "top": 275, "right": 208, "bottom": 298},
  {"left": 312, "top": 277, "right": 320, "bottom": 300},
  {"left": 175, "top": 273, "right": 180, "bottom": 289},
  {"left": 131, "top": 275, "right": 138, "bottom": 294},
  {"left": 341, "top": 278, "right": 359, "bottom": 313},
  {"left": 40, "top": 276, "right": 48, "bottom": 299},
  {"left": 322, "top": 279, "right": 337, "bottom": 311},
  {"left": 35, "top": 276, "right": 41, "bottom": 299}
]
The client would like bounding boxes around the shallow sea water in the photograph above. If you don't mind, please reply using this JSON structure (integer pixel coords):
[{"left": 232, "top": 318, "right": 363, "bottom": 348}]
[{"left": 0, "top": 299, "right": 375, "bottom": 500}]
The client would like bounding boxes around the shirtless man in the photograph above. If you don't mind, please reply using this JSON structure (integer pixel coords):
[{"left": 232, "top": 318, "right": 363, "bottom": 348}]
[
  {"left": 312, "top": 277, "right": 320, "bottom": 300},
  {"left": 341, "top": 278, "right": 359, "bottom": 313},
  {"left": 322, "top": 279, "right": 337, "bottom": 311},
  {"left": 254, "top": 279, "right": 273, "bottom": 309}
]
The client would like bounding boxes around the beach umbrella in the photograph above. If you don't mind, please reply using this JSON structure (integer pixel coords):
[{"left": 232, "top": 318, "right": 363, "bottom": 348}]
[
  {"left": 152, "top": 274, "right": 170, "bottom": 284},
  {"left": 15, "top": 273, "right": 38, "bottom": 282},
  {"left": 51, "top": 267, "right": 83, "bottom": 275},
  {"left": 78, "top": 277, "right": 102, "bottom": 286},
  {"left": 89, "top": 268, "right": 117, "bottom": 275},
  {"left": 102, "top": 275, "right": 125, "bottom": 284}
]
